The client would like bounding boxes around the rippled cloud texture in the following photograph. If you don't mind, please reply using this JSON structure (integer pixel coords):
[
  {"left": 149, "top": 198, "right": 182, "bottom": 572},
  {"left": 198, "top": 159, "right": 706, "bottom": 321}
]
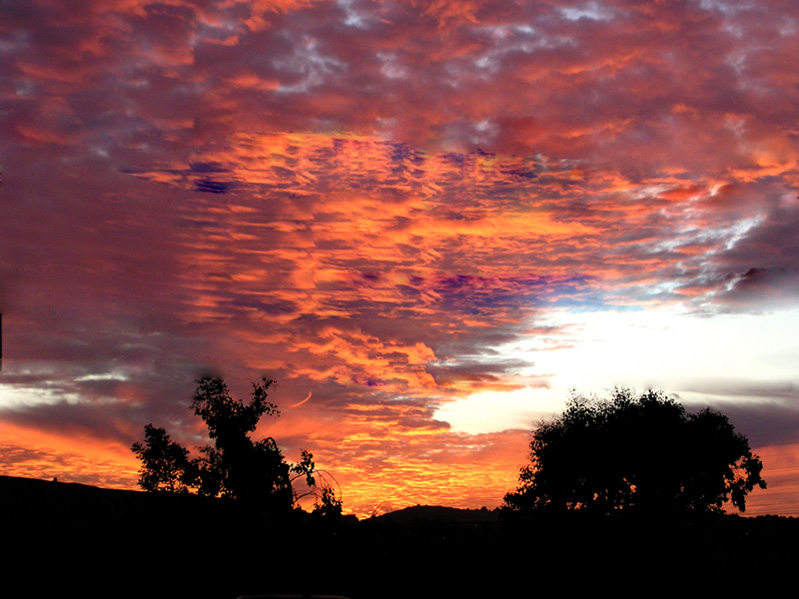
[{"left": 2, "top": 0, "right": 798, "bottom": 516}]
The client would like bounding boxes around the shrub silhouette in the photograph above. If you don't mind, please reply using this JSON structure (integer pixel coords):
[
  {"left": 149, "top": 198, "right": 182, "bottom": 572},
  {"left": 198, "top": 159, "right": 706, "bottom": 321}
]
[
  {"left": 504, "top": 388, "right": 766, "bottom": 514},
  {"left": 132, "top": 377, "right": 340, "bottom": 514}
]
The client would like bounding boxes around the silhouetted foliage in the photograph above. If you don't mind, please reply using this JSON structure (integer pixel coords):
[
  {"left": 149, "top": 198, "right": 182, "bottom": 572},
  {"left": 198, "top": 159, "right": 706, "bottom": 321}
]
[
  {"left": 504, "top": 388, "right": 766, "bottom": 515},
  {"left": 132, "top": 377, "right": 338, "bottom": 514},
  {"left": 311, "top": 485, "right": 344, "bottom": 521},
  {"left": 189, "top": 377, "right": 295, "bottom": 510},
  {"left": 131, "top": 424, "right": 195, "bottom": 493}
]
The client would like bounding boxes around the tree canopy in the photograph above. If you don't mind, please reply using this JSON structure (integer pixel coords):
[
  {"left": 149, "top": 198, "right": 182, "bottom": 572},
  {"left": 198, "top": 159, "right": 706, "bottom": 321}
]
[
  {"left": 131, "top": 424, "right": 195, "bottom": 494},
  {"left": 504, "top": 388, "right": 766, "bottom": 515},
  {"left": 132, "top": 377, "right": 341, "bottom": 515}
]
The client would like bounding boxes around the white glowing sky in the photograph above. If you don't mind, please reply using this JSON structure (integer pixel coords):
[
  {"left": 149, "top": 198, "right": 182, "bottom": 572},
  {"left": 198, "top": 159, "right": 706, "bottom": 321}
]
[{"left": 438, "top": 306, "right": 799, "bottom": 435}]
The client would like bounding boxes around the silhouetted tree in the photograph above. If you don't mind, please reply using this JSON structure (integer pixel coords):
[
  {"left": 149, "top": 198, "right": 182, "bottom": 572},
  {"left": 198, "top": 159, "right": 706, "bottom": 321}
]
[
  {"left": 189, "top": 377, "right": 293, "bottom": 510},
  {"left": 132, "top": 424, "right": 195, "bottom": 493},
  {"left": 504, "top": 388, "right": 766, "bottom": 515},
  {"left": 132, "top": 377, "right": 331, "bottom": 513}
]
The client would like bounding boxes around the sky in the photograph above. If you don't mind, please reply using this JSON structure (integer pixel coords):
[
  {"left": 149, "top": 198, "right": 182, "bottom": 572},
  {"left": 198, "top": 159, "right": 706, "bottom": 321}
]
[{"left": 1, "top": 0, "right": 798, "bottom": 518}]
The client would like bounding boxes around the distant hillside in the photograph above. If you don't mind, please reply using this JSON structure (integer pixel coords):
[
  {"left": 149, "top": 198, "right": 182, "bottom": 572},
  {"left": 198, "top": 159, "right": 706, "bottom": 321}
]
[
  {"left": 0, "top": 474, "right": 225, "bottom": 526},
  {"left": 2, "top": 474, "right": 143, "bottom": 509},
  {"left": 0, "top": 475, "right": 504, "bottom": 526},
  {"left": 371, "top": 504, "right": 500, "bottom": 524}
]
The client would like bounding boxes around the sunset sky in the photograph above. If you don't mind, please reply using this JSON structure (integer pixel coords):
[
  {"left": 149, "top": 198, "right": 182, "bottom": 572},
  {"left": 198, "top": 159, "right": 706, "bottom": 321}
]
[{"left": 2, "top": 0, "right": 798, "bottom": 517}]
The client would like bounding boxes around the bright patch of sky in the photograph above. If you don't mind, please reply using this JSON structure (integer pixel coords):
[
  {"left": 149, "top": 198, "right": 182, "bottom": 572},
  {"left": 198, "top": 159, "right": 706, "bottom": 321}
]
[
  {"left": 438, "top": 306, "right": 799, "bottom": 434},
  {"left": 75, "top": 372, "right": 129, "bottom": 382},
  {"left": 696, "top": 0, "right": 753, "bottom": 15},
  {"left": 337, "top": 0, "right": 371, "bottom": 28},
  {"left": 471, "top": 119, "right": 498, "bottom": 145},
  {"left": 471, "top": 24, "right": 575, "bottom": 74},
  {"left": 274, "top": 36, "right": 347, "bottom": 94},
  {"left": 0, "top": 384, "right": 82, "bottom": 409},
  {"left": 378, "top": 52, "right": 406, "bottom": 80},
  {"left": 559, "top": 2, "right": 616, "bottom": 22}
]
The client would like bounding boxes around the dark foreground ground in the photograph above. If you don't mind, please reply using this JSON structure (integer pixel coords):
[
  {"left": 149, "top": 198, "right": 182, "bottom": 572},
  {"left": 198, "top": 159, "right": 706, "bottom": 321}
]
[{"left": 3, "top": 475, "right": 796, "bottom": 599}]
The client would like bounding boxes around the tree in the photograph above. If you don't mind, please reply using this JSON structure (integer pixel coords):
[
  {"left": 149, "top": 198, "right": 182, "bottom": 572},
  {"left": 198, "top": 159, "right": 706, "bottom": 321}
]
[
  {"left": 503, "top": 388, "right": 766, "bottom": 515},
  {"left": 189, "top": 377, "right": 294, "bottom": 510},
  {"left": 132, "top": 377, "right": 331, "bottom": 513},
  {"left": 131, "top": 424, "right": 195, "bottom": 493}
]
